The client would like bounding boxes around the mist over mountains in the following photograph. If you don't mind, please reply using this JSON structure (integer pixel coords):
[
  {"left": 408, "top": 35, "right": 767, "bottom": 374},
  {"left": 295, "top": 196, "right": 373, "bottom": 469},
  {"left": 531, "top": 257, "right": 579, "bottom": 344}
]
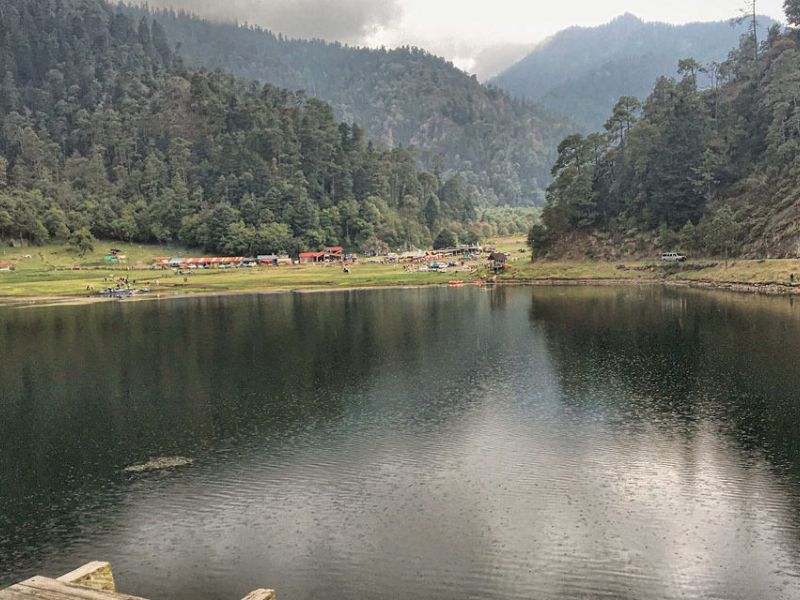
[
  {"left": 491, "top": 13, "right": 778, "bottom": 131},
  {"left": 116, "top": 0, "right": 402, "bottom": 43}
]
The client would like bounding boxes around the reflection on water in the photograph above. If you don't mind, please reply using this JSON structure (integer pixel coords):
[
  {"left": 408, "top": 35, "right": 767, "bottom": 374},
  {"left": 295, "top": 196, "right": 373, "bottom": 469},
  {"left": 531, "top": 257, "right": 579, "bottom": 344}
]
[{"left": 1, "top": 287, "right": 800, "bottom": 599}]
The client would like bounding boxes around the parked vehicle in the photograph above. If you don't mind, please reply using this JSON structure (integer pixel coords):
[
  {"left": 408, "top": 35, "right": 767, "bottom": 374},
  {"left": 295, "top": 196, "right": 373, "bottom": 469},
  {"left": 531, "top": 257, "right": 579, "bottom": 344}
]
[{"left": 660, "top": 252, "right": 687, "bottom": 262}]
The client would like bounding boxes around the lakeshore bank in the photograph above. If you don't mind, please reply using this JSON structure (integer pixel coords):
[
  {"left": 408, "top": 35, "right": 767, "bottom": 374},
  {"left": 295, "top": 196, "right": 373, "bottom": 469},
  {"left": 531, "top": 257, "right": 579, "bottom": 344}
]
[
  {"left": 491, "top": 259, "right": 800, "bottom": 296},
  {"left": 491, "top": 276, "right": 800, "bottom": 296},
  {"left": 3, "top": 256, "right": 800, "bottom": 308}
]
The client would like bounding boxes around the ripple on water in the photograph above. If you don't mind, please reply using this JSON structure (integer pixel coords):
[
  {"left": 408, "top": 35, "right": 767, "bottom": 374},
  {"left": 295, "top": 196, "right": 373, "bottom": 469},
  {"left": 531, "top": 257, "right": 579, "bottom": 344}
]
[{"left": 2, "top": 287, "right": 800, "bottom": 599}]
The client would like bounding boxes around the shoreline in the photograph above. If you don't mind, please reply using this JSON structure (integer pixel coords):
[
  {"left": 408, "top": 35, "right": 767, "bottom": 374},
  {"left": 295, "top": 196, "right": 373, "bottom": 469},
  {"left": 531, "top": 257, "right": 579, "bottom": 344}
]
[
  {"left": 5, "top": 241, "right": 800, "bottom": 308},
  {"left": 0, "top": 282, "right": 468, "bottom": 309},
  {"left": 3, "top": 274, "right": 800, "bottom": 309},
  {"left": 488, "top": 277, "right": 800, "bottom": 296}
]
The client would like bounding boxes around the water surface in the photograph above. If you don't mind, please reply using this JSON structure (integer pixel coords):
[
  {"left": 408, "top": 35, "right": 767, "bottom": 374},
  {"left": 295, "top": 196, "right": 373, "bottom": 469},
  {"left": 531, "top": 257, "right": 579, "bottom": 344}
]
[{"left": 1, "top": 287, "right": 800, "bottom": 599}]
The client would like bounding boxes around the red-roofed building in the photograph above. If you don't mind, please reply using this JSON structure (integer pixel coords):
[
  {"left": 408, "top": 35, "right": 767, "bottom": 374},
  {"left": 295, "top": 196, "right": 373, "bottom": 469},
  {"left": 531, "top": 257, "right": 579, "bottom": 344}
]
[{"left": 299, "top": 251, "right": 326, "bottom": 264}]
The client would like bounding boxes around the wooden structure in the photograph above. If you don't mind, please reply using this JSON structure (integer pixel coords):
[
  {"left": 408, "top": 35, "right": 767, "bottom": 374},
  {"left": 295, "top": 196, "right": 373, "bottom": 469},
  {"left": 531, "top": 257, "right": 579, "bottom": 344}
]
[
  {"left": 298, "top": 251, "right": 325, "bottom": 264},
  {"left": 488, "top": 252, "right": 511, "bottom": 273},
  {"left": 154, "top": 257, "right": 246, "bottom": 268},
  {"left": 427, "top": 246, "right": 482, "bottom": 258},
  {"left": 299, "top": 250, "right": 343, "bottom": 264},
  {"left": 0, "top": 562, "right": 275, "bottom": 600}
]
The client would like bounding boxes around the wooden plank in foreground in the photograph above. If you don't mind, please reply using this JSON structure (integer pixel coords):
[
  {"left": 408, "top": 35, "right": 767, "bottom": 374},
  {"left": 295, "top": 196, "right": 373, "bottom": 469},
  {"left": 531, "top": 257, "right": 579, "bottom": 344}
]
[
  {"left": 240, "top": 591, "right": 276, "bottom": 600},
  {"left": 0, "top": 564, "right": 275, "bottom": 600},
  {"left": 0, "top": 576, "right": 148, "bottom": 600}
]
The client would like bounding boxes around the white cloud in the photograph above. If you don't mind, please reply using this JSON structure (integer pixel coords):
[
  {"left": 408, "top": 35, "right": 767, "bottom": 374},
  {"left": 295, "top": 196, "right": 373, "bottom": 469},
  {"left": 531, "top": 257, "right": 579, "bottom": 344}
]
[
  {"left": 139, "top": 0, "right": 402, "bottom": 42},
  {"left": 135, "top": 0, "right": 788, "bottom": 74},
  {"left": 368, "top": 0, "right": 785, "bottom": 72}
]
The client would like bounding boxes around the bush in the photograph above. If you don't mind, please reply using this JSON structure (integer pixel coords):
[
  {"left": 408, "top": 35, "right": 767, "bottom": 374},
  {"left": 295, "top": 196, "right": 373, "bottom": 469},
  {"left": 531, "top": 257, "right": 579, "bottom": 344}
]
[
  {"left": 67, "top": 228, "right": 96, "bottom": 256},
  {"left": 527, "top": 223, "right": 551, "bottom": 257},
  {"left": 434, "top": 229, "right": 458, "bottom": 249}
]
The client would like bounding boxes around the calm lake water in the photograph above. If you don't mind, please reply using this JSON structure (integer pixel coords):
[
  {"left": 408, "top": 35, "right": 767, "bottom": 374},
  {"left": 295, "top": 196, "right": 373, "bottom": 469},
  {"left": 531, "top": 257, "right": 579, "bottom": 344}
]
[{"left": 2, "top": 286, "right": 800, "bottom": 599}]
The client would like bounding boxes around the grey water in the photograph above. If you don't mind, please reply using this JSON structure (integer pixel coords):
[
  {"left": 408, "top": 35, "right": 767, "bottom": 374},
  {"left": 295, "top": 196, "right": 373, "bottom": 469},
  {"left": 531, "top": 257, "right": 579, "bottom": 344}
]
[{"left": 1, "top": 286, "right": 800, "bottom": 599}]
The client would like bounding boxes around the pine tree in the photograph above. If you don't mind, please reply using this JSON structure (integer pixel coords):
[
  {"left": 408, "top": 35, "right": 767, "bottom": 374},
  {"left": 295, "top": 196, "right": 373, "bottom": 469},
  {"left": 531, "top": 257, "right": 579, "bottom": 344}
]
[{"left": 786, "top": 0, "right": 800, "bottom": 26}]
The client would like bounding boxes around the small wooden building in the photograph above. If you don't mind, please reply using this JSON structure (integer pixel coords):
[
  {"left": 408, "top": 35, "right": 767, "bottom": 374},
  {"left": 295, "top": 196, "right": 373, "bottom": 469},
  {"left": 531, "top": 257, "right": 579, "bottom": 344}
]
[
  {"left": 257, "top": 254, "right": 280, "bottom": 265},
  {"left": 488, "top": 252, "right": 511, "bottom": 271},
  {"left": 299, "top": 250, "right": 344, "bottom": 263},
  {"left": 488, "top": 252, "right": 510, "bottom": 263},
  {"left": 299, "top": 251, "right": 326, "bottom": 264}
]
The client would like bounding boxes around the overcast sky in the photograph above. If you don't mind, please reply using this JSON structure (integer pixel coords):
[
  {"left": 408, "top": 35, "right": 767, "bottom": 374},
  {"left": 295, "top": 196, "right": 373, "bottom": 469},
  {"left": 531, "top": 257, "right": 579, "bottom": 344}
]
[{"left": 140, "top": 0, "right": 787, "bottom": 78}]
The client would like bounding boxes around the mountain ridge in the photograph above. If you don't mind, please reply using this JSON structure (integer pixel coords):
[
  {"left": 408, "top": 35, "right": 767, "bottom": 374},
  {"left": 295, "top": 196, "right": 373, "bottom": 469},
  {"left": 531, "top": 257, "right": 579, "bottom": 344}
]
[
  {"left": 491, "top": 13, "right": 778, "bottom": 131},
  {"left": 119, "top": 3, "right": 574, "bottom": 206}
]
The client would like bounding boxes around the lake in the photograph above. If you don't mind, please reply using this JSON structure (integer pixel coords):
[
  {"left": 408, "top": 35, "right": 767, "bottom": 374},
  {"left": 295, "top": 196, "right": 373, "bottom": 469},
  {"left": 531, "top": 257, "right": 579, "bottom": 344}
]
[{"left": 1, "top": 286, "right": 800, "bottom": 599}]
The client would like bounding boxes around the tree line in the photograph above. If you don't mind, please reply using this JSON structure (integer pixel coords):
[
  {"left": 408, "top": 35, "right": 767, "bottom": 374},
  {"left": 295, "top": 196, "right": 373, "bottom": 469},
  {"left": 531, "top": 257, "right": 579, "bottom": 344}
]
[
  {"left": 530, "top": 1, "right": 800, "bottom": 259},
  {"left": 120, "top": 2, "right": 572, "bottom": 208},
  {"left": 0, "top": 0, "right": 532, "bottom": 255}
]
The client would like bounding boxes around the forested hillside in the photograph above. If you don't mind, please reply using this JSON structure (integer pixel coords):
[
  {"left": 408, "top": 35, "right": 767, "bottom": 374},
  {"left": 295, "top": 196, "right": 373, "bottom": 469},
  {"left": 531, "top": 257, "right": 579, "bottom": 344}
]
[
  {"left": 491, "top": 14, "right": 774, "bottom": 131},
  {"left": 0, "top": 0, "right": 531, "bottom": 255},
  {"left": 119, "top": 4, "right": 572, "bottom": 206},
  {"left": 529, "top": 7, "right": 800, "bottom": 259}
]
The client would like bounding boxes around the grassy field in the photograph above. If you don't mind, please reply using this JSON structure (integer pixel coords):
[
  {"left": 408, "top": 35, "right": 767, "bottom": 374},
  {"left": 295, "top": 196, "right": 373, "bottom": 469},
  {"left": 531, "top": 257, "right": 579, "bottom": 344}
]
[
  {"left": 498, "top": 257, "right": 800, "bottom": 287},
  {"left": 2, "top": 238, "right": 799, "bottom": 303},
  {"left": 670, "top": 260, "right": 800, "bottom": 283},
  {"left": 0, "top": 241, "right": 472, "bottom": 300}
]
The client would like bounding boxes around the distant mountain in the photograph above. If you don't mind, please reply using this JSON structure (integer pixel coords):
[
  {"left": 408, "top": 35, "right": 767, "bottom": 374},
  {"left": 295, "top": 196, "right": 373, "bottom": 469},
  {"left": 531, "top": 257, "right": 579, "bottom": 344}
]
[
  {"left": 490, "top": 13, "right": 777, "bottom": 131},
  {"left": 120, "top": 4, "right": 573, "bottom": 206}
]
